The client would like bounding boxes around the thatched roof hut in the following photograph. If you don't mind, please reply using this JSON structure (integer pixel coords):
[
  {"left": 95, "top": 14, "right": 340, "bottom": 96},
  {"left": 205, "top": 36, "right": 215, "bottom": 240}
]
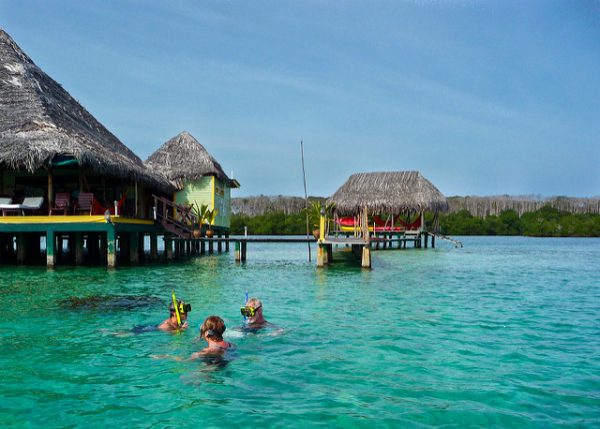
[
  {"left": 329, "top": 171, "right": 448, "bottom": 215},
  {"left": 0, "top": 29, "right": 170, "bottom": 191},
  {"left": 144, "top": 131, "right": 238, "bottom": 189}
]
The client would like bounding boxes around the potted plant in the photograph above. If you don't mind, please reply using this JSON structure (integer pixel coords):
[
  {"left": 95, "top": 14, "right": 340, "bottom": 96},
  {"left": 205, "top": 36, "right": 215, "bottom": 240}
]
[
  {"left": 204, "top": 208, "right": 218, "bottom": 238},
  {"left": 191, "top": 203, "right": 208, "bottom": 238}
]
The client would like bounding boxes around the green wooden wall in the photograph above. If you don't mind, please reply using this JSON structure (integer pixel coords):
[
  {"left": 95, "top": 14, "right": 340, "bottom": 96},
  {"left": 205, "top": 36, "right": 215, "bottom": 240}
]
[{"left": 174, "top": 176, "right": 232, "bottom": 228}]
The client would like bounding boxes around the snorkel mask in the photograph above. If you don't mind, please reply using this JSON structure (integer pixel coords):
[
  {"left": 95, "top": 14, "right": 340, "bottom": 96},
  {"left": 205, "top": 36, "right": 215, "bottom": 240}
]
[{"left": 240, "top": 305, "right": 261, "bottom": 318}]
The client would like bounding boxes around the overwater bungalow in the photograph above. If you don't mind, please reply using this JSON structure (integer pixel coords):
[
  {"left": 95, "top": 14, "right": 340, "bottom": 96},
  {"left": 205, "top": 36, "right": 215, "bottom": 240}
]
[
  {"left": 0, "top": 29, "right": 236, "bottom": 267},
  {"left": 321, "top": 171, "right": 448, "bottom": 267},
  {"left": 145, "top": 131, "right": 240, "bottom": 238}
]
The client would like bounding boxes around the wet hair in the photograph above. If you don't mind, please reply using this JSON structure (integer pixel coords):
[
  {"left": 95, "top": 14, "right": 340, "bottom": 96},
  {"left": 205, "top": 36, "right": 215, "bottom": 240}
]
[
  {"left": 200, "top": 315, "right": 226, "bottom": 341},
  {"left": 168, "top": 299, "right": 188, "bottom": 315},
  {"left": 246, "top": 297, "right": 262, "bottom": 310}
]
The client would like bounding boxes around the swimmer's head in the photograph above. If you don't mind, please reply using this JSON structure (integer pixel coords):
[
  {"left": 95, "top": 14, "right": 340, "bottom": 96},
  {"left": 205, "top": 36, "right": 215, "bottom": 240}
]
[
  {"left": 241, "top": 298, "right": 263, "bottom": 320},
  {"left": 169, "top": 300, "right": 191, "bottom": 317},
  {"left": 200, "top": 315, "right": 226, "bottom": 341}
]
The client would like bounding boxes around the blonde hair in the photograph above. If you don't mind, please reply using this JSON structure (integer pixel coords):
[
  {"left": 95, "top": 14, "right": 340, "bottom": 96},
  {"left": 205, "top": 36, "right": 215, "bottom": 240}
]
[
  {"left": 246, "top": 297, "right": 262, "bottom": 309},
  {"left": 200, "top": 315, "right": 226, "bottom": 341}
]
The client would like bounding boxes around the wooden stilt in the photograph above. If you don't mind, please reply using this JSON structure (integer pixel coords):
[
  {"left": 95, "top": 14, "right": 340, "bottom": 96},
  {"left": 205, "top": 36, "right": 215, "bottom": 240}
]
[
  {"left": 16, "top": 233, "right": 26, "bottom": 263},
  {"left": 432, "top": 234, "right": 436, "bottom": 248},
  {"left": 235, "top": 241, "right": 241, "bottom": 262},
  {"left": 225, "top": 233, "right": 230, "bottom": 252},
  {"left": 241, "top": 240, "right": 247, "bottom": 261},
  {"left": 165, "top": 238, "right": 174, "bottom": 260},
  {"left": 88, "top": 233, "right": 99, "bottom": 262},
  {"left": 200, "top": 239, "right": 206, "bottom": 254},
  {"left": 75, "top": 232, "right": 84, "bottom": 265},
  {"left": 107, "top": 228, "right": 117, "bottom": 268},
  {"left": 208, "top": 239, "right": 214, "bottom": 254},
  {"left": 130, "top": 232, "right": 139, "bottom": 264},
  {"left": 361, "top": 244, "right": 371, "bottom": 269},
  {"left": 46, "top": 230, "right": 55, "bottom": 268},
  {"left": 150, "top": 234, "right": 158, "bottom": 261},
  {"left": 326, "top": 243, "right": 333, "bottom": 263},
  {"left": 217, "top": 234, "right": 222, "bottom": 253},
  {"left": 317, "top": 243, "right": 326, "bottom": 267}
]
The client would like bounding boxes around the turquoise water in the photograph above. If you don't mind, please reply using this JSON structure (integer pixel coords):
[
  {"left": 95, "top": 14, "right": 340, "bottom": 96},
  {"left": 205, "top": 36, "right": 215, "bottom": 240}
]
[{"left": 1, "top": 237, "right": 599, "bottom": 427}]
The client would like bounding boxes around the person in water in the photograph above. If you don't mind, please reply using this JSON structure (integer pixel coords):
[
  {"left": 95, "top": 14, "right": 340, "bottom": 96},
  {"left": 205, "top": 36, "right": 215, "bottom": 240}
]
[
  {"left": 157, "top": 299, "right": 191, "bottom": 331},
  {"left": 190, "top": 315, "right": 235, "bottom": 357},
  {"left": 240, "top": 297, "right": 283, "bottom": 334}
]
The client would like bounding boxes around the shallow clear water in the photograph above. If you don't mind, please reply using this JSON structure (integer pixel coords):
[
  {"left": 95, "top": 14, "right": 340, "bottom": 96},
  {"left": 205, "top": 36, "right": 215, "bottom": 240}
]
[{"left": 1, "top": 237, "right": 599, "bottom": 427}]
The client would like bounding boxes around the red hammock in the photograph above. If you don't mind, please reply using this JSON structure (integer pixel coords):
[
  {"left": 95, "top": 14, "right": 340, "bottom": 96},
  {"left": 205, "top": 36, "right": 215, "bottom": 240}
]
[{"left": 91, "top": 192, "right": 128, "bottom": 215}]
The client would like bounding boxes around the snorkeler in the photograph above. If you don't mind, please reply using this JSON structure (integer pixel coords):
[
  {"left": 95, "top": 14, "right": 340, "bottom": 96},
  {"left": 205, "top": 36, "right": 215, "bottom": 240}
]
[
  {"left": 240, "top": 297, "right": 283, "bottom": 334},
  {"left": 157, "top": 299, "right": 191, "bottom": 332},
  {"left": 190, "top": 315, "right": 235, "bottom": 357}
]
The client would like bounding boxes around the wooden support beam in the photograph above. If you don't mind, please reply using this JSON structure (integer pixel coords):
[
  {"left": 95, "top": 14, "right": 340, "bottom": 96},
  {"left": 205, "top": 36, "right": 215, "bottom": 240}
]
[
  {"left": 235, "top": 241, "right": 241, "bottom": 262},
  {"left": 208, "top": 239, "right": 214, "bottom": 254},
  {"left": 165, "top": 238, "right": 174, "bottom": 260},
  {"left": 217, "top": 234, "right": 222, "bottom": 253},
  {"left": 130, "top": 232, "right": 139, "bottom": 264},
  {"left": 432, "top": 234, "right": 435, "bottom": 248},
  {"left": 150, "top": 234, "right": 158, "bottom": 261},
  {"left": 16, "top": 233, "right": 26, "bottom": 263},
  {"left": 200, "top": 239, "right": 206, "bottom": 254},
  {"left": 326, "top": 243, "right": 333, "bottom": 263},
  {"left": 361, "top": 244, "right": 371, "bottom": 269},
  {"left": 317, "top": 243, "right": 326, "bottom": 267},
  {"left": 107, "top": 228, "right": 117, "bottom": 268},
  {"left": 75, "top": 232, "right": 84, "bottom": 265},
  {"left": 88, "top": 232, "right": 100, "bottom": 261},
  {"left": 46, "top": 230, "right": 55, "bottom": 268},
  {"left": 241, "top": 241, "right": 246, "bottom": 261},
  {"left": 225, "top": 233, "right": 230, "bottom": 252}
]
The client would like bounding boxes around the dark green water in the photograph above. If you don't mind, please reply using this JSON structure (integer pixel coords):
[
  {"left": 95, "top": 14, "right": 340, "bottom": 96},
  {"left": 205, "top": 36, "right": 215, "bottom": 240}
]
[{"left": 1, "top": 237, "right": 599, "bottom": 427}]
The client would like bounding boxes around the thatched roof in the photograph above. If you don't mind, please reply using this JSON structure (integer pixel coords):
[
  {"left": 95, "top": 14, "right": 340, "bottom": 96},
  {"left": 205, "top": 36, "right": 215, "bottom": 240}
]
[
  {"left": 145, "top": 131, "right": 238, "bottom": 189},
  {"left": 0, "top": 29, "right": 172, "bottom": 191},
  {"left": 329, "top": 171, "right": 448, "bottom": 215}
]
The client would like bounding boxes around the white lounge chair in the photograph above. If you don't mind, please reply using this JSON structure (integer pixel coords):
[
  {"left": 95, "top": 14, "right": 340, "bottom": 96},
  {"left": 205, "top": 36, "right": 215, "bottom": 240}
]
[{"left": 1, "top": 196, "right": 44, "bottom": 215}]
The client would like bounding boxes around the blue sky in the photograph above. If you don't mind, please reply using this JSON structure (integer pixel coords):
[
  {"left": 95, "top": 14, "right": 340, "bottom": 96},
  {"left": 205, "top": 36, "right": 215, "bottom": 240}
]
[{"left": 2, "top": 0, "right": 599, "bottom": 197}]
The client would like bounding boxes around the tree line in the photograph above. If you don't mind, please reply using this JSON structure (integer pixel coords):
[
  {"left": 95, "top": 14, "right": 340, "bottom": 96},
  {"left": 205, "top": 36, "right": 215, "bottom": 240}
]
[{"left": 231, "top": 206, "right": 600, "bottom": 237}]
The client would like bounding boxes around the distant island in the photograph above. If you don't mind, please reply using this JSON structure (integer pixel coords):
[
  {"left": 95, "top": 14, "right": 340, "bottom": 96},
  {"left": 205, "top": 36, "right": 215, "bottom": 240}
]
[{"left": 231, "top": 195, "right": 600, "bottom": 237}]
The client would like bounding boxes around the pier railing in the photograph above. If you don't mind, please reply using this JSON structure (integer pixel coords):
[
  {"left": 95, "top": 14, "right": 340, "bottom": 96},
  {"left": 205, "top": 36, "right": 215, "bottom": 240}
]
[{"left": 152, "top": 195, "right": 196, "bottom": 238}]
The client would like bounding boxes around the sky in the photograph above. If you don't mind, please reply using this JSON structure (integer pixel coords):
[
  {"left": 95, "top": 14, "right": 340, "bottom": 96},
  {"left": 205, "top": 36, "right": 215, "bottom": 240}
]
[{"left": 1, "top": 0, "right": 599, "bottom": 198}]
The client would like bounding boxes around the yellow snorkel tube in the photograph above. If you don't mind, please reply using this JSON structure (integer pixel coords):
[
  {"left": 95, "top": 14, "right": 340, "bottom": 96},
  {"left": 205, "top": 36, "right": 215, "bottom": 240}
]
[{"left": 172, "top": 290, "right": 182, "bottom": 328}]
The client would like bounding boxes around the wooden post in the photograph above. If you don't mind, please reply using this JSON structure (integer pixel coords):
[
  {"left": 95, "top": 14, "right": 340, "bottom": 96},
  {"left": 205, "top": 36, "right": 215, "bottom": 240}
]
[
  {"left": 317, "top": 243, "right": 326, "bottom": 267},
  {"left": 16, "top": 233, "right": 26, "bottom": 263},
  {"left": 208, "top": 238, "right": 214, "bottom": 254},
  {"left": 88, "top": 232, "right": 100, "bottom": 262},
  {"left": 235, "top": 241, "right": 241, "bottom": 262},
  {"left": 200, "top": 239, "right": 206, "bottom": 254},
  {"left": 361, "top": 244, "right": 371, "bottom": 269},
  {"left": 326, "top": 243, "right": 333, "bottom": 263},
  {"left": 217, "top": 234, "right": 222, "bottom": 253},
  {"left": 134, "top": 181, "right": 139, "bottom": 218},
  {"left": 165, "top": 237, "right": 174, "bottom": 260},
  {"left": 99, "top": 233, "right": 107, "bottom": 264},
  {"left": 241, "top": 240, "right": 247, "bottom": 261},
  {"left": 75, "top": 232, "right": 84, "bottom": 265},
  {"left": 47, "top": 168, "right": 54, "bottom": 211},
  {"left": 46, "top": 230, "right": 55, "bottom": 268},
  {"left": 432, "top": 234, "right": 436, "bottom": 248},
  {"left": 130, "top": 232, "right": 139, "bottom": 264},
  {"left": 150, "top": 234, "right": 158, "bottom": 261},
  {"left": 225, "top": 233, "right": 230, "bottom": 252},
  {"left": 107, "top": 228, "right": 117, "bottom": 268},
  {"left": 67, "top": 234, "right": 75, "bottom": 262}
]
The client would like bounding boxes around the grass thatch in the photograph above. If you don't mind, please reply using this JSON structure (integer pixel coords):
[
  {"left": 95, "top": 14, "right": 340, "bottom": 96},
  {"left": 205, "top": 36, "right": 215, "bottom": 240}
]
[
  {"left": 329, "top": 171, "right": 448, "bottom": 215},
  {"left": 145, "top": 131, "right": 234, "bottom": 189},
  {"left": 0, "top": 29, "right": 172, "bottom": 192}
]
